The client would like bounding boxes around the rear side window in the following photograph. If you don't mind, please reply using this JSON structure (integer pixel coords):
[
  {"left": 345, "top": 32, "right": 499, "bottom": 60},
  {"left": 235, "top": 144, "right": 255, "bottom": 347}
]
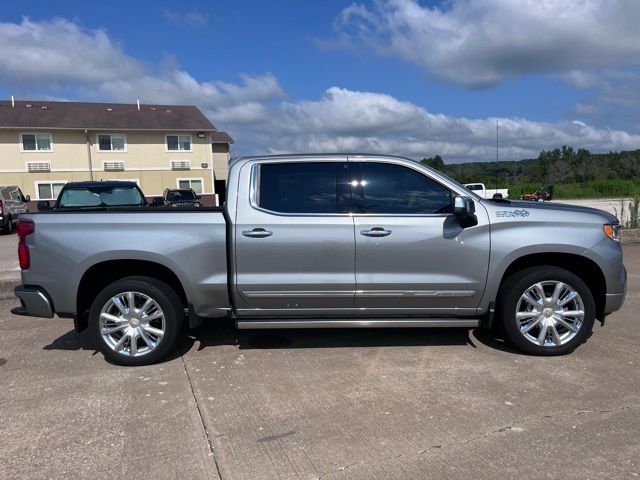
[
  {"left": 257, "top": 162, "right": 338, "bottom": 214},
  {"left": 356, "top": 163, "right": 452, "bottom": 214}
]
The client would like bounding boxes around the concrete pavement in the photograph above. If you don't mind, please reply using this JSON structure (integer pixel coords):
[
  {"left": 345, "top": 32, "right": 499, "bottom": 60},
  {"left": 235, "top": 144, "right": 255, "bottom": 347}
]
[{"left": 0, "top": 246, "right": 639, "bottom": 479}]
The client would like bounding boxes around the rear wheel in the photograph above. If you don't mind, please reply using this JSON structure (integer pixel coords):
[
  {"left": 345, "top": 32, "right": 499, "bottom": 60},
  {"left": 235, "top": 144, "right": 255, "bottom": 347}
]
[
  {"left": 89, "top": 276, "right": 185, "bottom": 366},
  {"left": 2, "top": 216, "right": 13, "bottom": 234},
  {"left": 499, "top": 267, "right": 595, "bottom": 355}
]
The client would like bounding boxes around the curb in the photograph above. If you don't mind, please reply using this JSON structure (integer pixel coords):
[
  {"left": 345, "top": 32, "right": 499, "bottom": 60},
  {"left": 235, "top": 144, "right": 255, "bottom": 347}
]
[
  {"left": 622, "top": 228, "right": 640, "bottom": 244},
  {"left": 0, "top": 279, "right": 19, "bottom": 301}
]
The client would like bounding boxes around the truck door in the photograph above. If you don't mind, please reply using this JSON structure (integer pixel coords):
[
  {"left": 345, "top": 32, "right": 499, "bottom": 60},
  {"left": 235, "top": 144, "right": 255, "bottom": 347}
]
[
  {"left": 234, "top": 159, "right": 356, "bottom": 315},
  {"left": 350, "top": 160, "right": 490, "bottom": 315}
]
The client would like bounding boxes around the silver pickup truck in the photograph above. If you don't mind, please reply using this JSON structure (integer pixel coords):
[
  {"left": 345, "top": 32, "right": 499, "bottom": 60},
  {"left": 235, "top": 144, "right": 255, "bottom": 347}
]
[{"left": 13, "top": 154, "right": 627, "bottom": 365}]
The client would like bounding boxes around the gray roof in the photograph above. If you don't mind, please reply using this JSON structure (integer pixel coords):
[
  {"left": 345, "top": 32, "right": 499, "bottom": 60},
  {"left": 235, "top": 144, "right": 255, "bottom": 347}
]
[
  {"left": 0, "top": 100, "right": 233, "bottom": 143},
  {"left": 210, "top": 131, "right": 235, "bottom": 144}
]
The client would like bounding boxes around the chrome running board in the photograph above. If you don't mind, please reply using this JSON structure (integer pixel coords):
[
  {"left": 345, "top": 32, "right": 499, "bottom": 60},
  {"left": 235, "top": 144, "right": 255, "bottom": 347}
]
[{"left": 236, "top": 318, "right": 479, "bottom": 329}]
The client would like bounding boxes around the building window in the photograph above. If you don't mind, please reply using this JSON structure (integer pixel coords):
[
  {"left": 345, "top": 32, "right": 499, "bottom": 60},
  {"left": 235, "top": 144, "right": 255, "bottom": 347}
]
[
  {"left": 36, "top": 181, "right": 66, "bottom": 200},
  {"left": 21, "top": 133, "right": 52, "bottom": 151},
  {"left": 167, "top": 135, "right": 192, "bottom": 152},
  {"left": 97, "top": 134, "right": 127, "bottom": 151},
  {"left": 177, "top": 178, "right": 203, "bottom": 194}
]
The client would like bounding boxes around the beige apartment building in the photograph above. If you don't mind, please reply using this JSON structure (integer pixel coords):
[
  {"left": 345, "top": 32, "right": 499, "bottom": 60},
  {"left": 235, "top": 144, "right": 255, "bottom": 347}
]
[{"left": 0, "top": 99, "right": 233, "bottom": 204}]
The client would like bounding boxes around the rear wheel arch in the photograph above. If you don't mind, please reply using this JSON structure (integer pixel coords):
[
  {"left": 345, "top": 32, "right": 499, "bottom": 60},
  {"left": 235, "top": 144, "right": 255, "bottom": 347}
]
[
  {"left": 75, "top": 259, "right": 188, "bottom": 332},
  {"left": 497, "top": 253, "right": 607, "bottom": 321}
]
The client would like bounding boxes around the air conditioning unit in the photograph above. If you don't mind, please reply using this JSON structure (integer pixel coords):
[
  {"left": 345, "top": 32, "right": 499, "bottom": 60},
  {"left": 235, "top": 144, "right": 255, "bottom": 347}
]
[
  {"left": 103, "top": 161, "right": 125, "bottom": 171},
  {"left": 171, "top": 160, "right": 190, "bottom": 170},
  {"left": 27, "top": 162, "right": 51, "bottom": 172}
]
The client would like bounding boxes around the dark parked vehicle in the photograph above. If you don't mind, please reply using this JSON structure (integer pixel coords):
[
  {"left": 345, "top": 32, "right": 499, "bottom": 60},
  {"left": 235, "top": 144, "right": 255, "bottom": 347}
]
[
  {"left": 37, "top": 181, "right": 147, "bottom": 210},
  {"left": 162, "top": 188, "right": 202, "bottom": 207},
  {"left": 1, "top": 185, "right": 30, "bottom": 233}
]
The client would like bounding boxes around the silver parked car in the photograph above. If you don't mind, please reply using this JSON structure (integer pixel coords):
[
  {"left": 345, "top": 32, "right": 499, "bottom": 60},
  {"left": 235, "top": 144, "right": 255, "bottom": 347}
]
[
  {"left": 0, "top": 185, "right": 29, "bottom": 234},
  {"left": 12, "top": 154, "right": 627, "bottom": 365}
]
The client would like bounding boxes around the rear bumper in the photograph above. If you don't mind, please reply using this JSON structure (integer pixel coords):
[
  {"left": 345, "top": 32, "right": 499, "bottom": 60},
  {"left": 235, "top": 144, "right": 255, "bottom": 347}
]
[{"left": 12, "top": 285, "right": 54, "bottom": 318}]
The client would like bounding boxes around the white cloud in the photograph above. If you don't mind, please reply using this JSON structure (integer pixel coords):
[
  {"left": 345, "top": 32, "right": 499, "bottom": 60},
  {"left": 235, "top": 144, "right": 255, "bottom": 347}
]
[
  {"left": 96, "top": 72, "right": 284, "bottom": 125},
  {"left": 1, "top": 17, "right": 639, "bottom": 162},
  {"left": 235, "top": 87, "right": 640, "bottom": 161},
  {"left": 557, "top": 68, "right": 640, "bottom": 129},
  {"left": 0, "top": 17, "right": 143, "bottom": 87},
  {"left": 329, "top": 0, "right": 640, "bottom": 88},
  {"left": 0, "top": 17, "right": 284, "bottom": 126}
]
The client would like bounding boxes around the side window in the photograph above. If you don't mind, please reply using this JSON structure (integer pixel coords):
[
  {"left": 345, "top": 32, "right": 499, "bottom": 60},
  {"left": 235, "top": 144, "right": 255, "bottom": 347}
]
[
  {"left": 257, "top": 162, "right": 338, "bottom": 214},
  {"left": 357, "top": 163, "right": 452, "bottom": 214}
]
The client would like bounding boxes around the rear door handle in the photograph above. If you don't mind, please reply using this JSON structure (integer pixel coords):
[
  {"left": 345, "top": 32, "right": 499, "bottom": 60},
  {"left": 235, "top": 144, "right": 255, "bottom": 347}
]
[
  {"left": 360, "top": 227, "right": 392, "bottom": 237},
  {"left": 242, "top": 228, "right": 273, "bottom": 238}
]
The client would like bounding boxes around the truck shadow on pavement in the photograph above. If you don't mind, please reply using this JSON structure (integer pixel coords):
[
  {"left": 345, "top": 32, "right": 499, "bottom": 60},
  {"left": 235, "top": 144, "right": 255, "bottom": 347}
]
[
  {"left": 43, "top": 318, "right": 523, "bottom": 362},
  {"left": 182, "top": 318, "right": 523, "bottom": 355}
]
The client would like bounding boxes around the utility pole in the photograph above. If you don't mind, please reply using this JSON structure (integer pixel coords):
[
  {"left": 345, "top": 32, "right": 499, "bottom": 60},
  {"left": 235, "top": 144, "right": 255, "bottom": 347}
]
[{"left": 495, "top": 119, "right": 499, "bottom": 191}]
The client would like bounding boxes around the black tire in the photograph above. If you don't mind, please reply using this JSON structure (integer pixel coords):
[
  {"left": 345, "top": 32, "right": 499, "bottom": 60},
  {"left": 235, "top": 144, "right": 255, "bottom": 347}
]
[
  {"left": 89, "top": 276, "right": 185, "bottom": 366},
  {"left": 1, "top": 216, "right": 12, "bottom": 234},
  {"left": 498, "top": 266, "right": 595, "bottom": 355}
]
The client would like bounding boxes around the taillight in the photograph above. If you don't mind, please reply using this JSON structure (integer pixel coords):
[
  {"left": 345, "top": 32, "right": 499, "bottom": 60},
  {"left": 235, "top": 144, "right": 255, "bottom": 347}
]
[{"left": 17, "top": 220, "right": 35, "bottom": 270}]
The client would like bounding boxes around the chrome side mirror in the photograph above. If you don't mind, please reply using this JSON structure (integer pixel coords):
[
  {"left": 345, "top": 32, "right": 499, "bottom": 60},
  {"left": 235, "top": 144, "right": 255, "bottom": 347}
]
[
  {"left": 453, "top": 196, "right": 477, "bottom": 227},
  {"left": 454, "top": 196, "right": 475, "bottom": 216}
]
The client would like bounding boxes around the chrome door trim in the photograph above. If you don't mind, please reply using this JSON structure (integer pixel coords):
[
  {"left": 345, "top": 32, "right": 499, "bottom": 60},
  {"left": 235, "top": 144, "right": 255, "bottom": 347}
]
[
  {"left": 357, "top": 290, "right": 476, "bottom": 297},
  {"left": 243, "top": 290, "right": 356, "bottom": 298},
  {"left": 242, "top": 289, "right": 475, "bottom": 298}
]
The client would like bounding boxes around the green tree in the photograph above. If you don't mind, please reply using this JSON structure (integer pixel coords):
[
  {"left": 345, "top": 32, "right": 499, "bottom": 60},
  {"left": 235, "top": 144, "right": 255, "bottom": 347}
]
[{"left": 420, "top": 154, "right": 445, "bottom": 171}]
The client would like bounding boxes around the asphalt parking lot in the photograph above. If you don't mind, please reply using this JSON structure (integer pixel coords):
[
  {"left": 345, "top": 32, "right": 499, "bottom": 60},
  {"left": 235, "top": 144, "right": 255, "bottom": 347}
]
[{"left": 1, "top": 246, "right": 639, "bottom": 480}]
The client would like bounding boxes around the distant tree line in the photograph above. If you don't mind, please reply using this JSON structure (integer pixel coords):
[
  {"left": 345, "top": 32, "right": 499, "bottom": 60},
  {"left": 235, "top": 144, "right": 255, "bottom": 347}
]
[{"left": 420, "top": 147, "right": 640, "bottom": 187}]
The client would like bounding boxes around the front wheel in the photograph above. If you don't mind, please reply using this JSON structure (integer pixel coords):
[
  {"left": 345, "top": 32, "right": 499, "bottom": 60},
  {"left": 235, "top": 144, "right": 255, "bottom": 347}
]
[
  {"left": 89, "top": 276, "right": 185, "bottom": 366},
  {"left": 499, "top": 267, "right": 595, "bottom": 355}
]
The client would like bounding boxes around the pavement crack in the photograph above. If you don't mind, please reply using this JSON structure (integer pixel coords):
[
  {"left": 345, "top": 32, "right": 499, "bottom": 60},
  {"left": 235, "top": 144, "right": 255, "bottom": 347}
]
[
  {"left": 315, "top": 404, "right": 638, "bottom": 478},
  {"left": 179, "top": 352, "right": 224, "bottom": 480}
]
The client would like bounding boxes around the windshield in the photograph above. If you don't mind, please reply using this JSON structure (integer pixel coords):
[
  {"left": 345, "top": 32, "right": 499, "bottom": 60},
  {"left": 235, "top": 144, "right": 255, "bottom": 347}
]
[
  {"left": 166, "top": 190, "right": 197, "bottom": 202},
  {"left": 58, "top": 185, "right": 145, "bottom": 208}
]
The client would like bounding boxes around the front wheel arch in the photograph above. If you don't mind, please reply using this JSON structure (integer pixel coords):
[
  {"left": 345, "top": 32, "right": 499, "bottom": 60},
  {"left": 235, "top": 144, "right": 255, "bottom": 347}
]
[{"left": 496, "top": 252, "right": 607, "bottom": 322}]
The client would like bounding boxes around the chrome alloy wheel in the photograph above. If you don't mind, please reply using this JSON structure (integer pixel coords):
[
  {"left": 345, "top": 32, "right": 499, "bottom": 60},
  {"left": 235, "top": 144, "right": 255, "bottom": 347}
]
[
  {"left": 99, "top": 291, "right": 165, "bottom": 357},
  {"left": 515, "top": 281, "right": 585, "bottom": 347}
]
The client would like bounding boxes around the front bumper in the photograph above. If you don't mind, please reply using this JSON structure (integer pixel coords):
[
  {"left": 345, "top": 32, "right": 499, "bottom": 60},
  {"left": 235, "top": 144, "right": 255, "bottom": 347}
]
[
  {"left": 12, "top": 285, "right": 54, "bottom": 318},
  {"left": 604, "top": 265, "right": 627, "bottom": 314}
]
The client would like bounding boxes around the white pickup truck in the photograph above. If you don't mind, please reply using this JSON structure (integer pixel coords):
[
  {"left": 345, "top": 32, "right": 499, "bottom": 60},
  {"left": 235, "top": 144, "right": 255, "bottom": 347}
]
[{"left": 464, "top": 183, "right": 509, "bottom": 199}]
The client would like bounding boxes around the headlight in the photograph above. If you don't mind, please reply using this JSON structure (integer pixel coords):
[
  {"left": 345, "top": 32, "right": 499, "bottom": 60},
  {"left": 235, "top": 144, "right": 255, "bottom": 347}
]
[{"left": 603, "top": 223, "right": 621, "bottom": 242}]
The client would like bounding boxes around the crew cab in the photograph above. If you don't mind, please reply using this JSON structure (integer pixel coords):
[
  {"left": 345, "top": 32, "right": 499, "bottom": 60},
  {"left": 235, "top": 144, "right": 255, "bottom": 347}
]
[{"left": 13, "top": 154, "right": 626, "bottom": 365}]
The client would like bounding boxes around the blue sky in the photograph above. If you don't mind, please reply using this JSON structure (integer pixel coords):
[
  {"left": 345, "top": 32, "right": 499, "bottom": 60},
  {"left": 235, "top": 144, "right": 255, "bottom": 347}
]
[{"left": 1, "top": 0, "right": 640, "bottom": 162}]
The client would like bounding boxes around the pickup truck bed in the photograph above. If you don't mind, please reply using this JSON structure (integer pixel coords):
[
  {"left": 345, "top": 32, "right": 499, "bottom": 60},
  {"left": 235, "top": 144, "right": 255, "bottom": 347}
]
[{"left": 17, "top": 207, "right": 229, "bottom": 320}]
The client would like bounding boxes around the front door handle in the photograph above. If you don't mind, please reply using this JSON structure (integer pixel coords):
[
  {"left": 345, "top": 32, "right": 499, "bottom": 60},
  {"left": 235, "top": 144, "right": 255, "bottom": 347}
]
[
  {"left": 360, "top": 227, "right": 392, "bottom": 237},
  {"left": 242, "top": 228, "right": 273, "bottom": 238}
]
